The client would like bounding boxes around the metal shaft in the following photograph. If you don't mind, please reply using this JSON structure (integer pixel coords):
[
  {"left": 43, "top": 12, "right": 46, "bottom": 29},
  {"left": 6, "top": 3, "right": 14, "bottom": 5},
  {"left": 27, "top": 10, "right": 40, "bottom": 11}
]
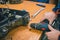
[{"left": 32, "top": 8, "right": 45, "bottom": 18}]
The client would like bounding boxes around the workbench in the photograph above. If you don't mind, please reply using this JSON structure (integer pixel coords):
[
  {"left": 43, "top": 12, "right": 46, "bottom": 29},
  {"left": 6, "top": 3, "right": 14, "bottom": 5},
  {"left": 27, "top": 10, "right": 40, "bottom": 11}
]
[{"left": 0, "top": 1, "right": 55, "bottom": 40}]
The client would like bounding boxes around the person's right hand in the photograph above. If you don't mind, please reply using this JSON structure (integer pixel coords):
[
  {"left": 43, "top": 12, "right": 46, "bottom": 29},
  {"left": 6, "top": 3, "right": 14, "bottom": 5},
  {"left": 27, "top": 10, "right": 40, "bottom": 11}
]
[{"left": 46, "top": 25, "right": 60, "bottom": 40}]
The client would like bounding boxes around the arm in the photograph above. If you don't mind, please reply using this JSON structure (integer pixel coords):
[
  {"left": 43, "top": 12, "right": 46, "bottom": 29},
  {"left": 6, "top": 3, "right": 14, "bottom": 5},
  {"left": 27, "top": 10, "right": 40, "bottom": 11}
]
[{"left": 39, "top": 12, "right": 47, "bottom": 22}]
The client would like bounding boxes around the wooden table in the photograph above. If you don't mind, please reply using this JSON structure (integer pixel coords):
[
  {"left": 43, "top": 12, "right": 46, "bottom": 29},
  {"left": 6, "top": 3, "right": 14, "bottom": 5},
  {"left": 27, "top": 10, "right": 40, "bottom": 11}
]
[{"left": 0, "top": 1, "right": 55, "bottom": 40}]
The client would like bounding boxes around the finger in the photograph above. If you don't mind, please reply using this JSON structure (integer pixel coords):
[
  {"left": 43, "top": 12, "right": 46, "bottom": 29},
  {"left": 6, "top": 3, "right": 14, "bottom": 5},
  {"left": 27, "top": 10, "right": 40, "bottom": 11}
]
[
  {"left": 45, "top": 32, "right": 50, "bottom": 35},
  {"left": 45, "top": 32, "right": 52, "bottom": 37},
  {"left": 48, "top": 25, "right": 55, "bottom": 31}
]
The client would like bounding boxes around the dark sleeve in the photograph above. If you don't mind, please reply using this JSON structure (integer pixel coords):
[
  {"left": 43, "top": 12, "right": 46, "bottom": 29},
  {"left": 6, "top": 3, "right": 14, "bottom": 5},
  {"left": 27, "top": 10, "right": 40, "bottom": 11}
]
[
  {"left": 58, "top": 36, "right": 60, "bottom": 40},
  {"left": 59, "top": 26, "right": 60, "bottom": 31}
]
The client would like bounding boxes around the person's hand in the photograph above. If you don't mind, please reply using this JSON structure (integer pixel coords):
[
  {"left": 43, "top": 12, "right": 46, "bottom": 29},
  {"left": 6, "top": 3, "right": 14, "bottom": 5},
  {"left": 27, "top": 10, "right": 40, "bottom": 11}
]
[{"left": 45, "top": 25, "right": 60, "bottom": 40}]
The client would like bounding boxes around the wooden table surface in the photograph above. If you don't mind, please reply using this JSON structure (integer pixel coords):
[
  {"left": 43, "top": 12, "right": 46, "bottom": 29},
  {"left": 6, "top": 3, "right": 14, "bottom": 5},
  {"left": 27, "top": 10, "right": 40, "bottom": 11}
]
[{"left": 0, "top": 1, "right": 55, "bottom": 40}]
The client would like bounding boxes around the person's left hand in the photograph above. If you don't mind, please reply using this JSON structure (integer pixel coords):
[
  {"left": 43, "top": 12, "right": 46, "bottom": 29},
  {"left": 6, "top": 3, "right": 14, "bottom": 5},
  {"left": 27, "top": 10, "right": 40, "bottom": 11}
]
[{"left": 45, "top": 25, "right": 60, "bottom": 40}]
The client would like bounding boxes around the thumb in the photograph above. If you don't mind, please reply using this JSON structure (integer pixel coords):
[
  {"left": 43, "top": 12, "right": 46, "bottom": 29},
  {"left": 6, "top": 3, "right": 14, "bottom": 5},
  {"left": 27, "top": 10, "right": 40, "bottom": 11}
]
[{"left": 48, "top": 25, "right": 55, "bottom": 31}]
